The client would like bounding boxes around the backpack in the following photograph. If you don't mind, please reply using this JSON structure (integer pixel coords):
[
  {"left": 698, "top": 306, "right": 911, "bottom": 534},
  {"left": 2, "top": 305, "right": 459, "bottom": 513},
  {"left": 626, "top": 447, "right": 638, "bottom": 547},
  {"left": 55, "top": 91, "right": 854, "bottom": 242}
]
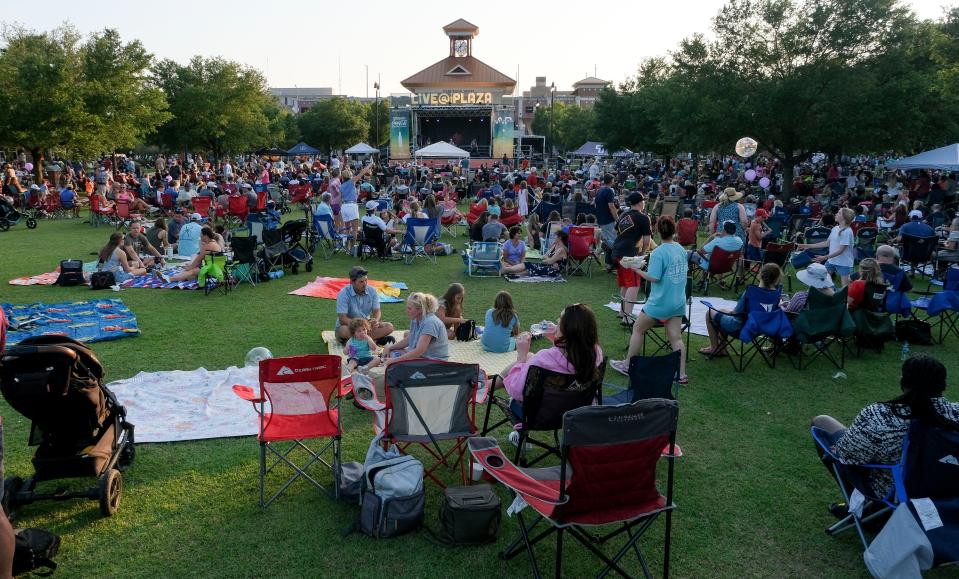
[
  {"left": 358, "top": 434, "right": 424, "bottom": 538},
  {"left": 56, "top": 259, "right": 84, "bottom": 287},
  {"left": 90, "top": 271, "right": 116, "bottom": 290},
  {"left": 13, "top": 528, "right": 61, "bottom": 576},
  {"left": 455, "top": 319, "right": 477, "bottom": 342}
]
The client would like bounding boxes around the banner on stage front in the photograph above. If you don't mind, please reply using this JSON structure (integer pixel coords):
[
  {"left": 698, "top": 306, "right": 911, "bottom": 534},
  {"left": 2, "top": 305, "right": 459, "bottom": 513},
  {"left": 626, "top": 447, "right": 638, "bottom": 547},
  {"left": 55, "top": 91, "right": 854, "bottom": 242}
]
[
  {"left": 389, "top": 111, "right": 410, "bottom": 159},
  {"left": 492, "top": 112, "right": 514, "bottom": 159}
]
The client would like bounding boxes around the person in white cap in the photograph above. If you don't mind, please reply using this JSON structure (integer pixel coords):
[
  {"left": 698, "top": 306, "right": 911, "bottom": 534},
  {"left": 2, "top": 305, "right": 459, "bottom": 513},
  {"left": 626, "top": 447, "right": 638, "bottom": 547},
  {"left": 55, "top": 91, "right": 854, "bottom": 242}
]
[
  {"left": 360, "top": 200, "right": 399, "bottom": 255},
  {"left": 177, "top": 212, "right": 203, "bottom": 257},
  {"left": 897, "top": 208, "right": 934, "bottom": 240},
  {"left": 781, "top": 262, "right": 836, "bottom": 313}
]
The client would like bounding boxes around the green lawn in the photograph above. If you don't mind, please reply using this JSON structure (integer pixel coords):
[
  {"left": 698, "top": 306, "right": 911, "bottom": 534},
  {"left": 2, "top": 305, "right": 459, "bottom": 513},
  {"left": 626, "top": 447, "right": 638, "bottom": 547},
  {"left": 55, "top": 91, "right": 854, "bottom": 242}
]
[{"left": 1, "top": 212, "right": 957, "bottom": 578}]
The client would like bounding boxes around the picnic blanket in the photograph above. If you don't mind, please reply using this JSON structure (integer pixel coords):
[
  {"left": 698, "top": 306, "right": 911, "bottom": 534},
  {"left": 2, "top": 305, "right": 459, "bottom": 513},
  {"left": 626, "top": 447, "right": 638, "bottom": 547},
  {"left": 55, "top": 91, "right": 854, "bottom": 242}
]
[
  {"left": 290, "top": 277, "right": 409, "bottom": 303},
  {"left": 604, "top": 296, "right": 739, "bottom": 338},
  {"left": 1, "top": 298, "right": 140, "bottom": 346},
  {"left": 506, "top": 274, "right": 566, "bottom": 283},
  {"left": 8, "top": 260, "right": 100, "bottom": 286},
  {"left": 108, "top": 365, "right": 259, "bottom": 443},
  {"left": 121, "top": 272, "right": 199, "bottom": 290}
]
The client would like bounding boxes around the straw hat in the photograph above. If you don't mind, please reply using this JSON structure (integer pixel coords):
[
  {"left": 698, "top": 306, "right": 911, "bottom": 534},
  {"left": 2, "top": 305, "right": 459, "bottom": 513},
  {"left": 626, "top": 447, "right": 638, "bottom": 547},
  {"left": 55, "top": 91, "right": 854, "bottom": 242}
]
[{"left": 722, "top": 187, "right": 743, "bottom": 202}]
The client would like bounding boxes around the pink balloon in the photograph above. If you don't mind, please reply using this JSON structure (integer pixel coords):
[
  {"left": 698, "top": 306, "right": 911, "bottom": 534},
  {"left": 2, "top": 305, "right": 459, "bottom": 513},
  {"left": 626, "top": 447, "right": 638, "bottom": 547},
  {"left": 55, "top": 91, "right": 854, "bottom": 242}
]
[
  {"left": 745, "top": 169, "right": 757, "bottom": 182},
  {"left": 165, "top": 175, "right": 173, "bottom": 182},
  {"left": 759, "top": 177, "right": 771, "bottom": 188},
  {"left": 24, "top": 163, "right": 33, "bottom": 171}
]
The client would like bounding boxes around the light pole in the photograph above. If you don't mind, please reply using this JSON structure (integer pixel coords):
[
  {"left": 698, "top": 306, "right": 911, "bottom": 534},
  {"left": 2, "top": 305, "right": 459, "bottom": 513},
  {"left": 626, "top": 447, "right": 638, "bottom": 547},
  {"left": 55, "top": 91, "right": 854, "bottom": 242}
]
[
  {"left": 374, "top": 82, "right": 381, "bottom": 150},
  {"left": 549, "top": 82, "right": 555, "bottom": 162}
]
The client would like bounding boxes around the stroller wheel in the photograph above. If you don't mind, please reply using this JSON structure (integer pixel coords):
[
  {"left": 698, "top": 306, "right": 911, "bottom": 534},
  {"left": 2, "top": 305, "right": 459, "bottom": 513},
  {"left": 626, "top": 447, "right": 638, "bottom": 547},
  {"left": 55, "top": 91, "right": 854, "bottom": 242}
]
[
  {"left": 291, "top": 263, "right": 299, "bottom": 275},
  {"left": 98, "top": 469, "right": 123, "bottom": 517},
  {"left": 305, "top": 260, "right": 313, "bottom": 272},
  {"left": 0, "top": 219, "right": 8, "bottom": 232},
  {"left": 2, "top": 476, "right": 23, "bottom": 514},
  {"left": 25, "top": 218, "right": 38, "bottom": 229}
]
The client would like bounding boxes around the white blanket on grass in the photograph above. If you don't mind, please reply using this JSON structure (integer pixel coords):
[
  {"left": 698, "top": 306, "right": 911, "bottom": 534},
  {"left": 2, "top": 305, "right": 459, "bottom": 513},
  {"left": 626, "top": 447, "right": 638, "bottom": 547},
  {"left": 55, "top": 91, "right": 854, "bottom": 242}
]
[
  {"left": 108, "top": 365, "right": 260, "bottom": 443},
  {"left": 604, "top": 296, "right": 739, "bottom": 337}
]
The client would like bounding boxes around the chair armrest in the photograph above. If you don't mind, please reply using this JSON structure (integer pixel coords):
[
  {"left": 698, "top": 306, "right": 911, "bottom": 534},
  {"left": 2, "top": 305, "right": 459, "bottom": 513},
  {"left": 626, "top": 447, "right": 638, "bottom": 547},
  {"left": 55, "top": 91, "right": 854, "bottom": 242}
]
[
  {"left": 474, "top": 370, "right": 491, "bottom": 405},
  {"left": 468, "top": 437, "right": 568, "bottom": 506},
  {"left": 232, "top": 384, "right": 263, "bottom": 403},
  {"left": 810, "top": 426, "right": 898, "bottom": 470}
]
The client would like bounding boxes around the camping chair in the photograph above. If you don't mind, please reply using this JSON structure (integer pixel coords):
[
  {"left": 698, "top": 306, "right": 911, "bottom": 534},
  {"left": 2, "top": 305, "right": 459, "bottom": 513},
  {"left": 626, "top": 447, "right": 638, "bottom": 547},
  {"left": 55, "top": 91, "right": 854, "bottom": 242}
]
[
  {"left": 641, "top": 276, "right": 694, "bottom": 362},
  {"left": 804, "top": 226, "right": 831, "bottom": 258},
  {"left": 192, "top": 196, "right": 213, "bottom": 220},
  {"left": 401, "top": 217, "right": 440, "bottom": 265},
  {"left": 440, "top": 213, "right": 460, "bottom": 238},
  {"left": 883, "top": 269, "right": 913, "bottom": 319},
  {"left": 915, "top": 268, "right": 959, "bottom": 344},
  {"left": 532, "top": 200, "right": 561, "bottom": 223},
  {"left": 470, "top": 398, "right": 679, "bottom": 579},
  {"left": 232, "top": 354, "right": 344, "bottom": 507},
  {"left": 480, "top": 360, "right": 606, "bottom": 467},
  {"left": 261, "top": 228, "right": 288, "bottom": 275},
  {"left": 659, "top": 196, "right": 681, "bottom": 221},
  {"left": 226, "top": 195, "right": 249, "bottom": 229},
  {"left": 359, "top": 220, "right": 389, "bottom": 261},
  {"left": 566, "top": 226, "right": 597, "bottom": 277},
  {"left": 381, "top": 360, "right": 481, "bottom": 488},
  {"left": 465, "top": 242, "right": 501, "bottom": 276},
  {"left": 159, "top": 191, "right": 176, "bottom": 216},
  {"left": 899, "top": 233, "right": 938, "bottom": 279},
  {"left": 765, "top": 214, "right": 787, "bottom": 243},
  {"left": 812, "top": 420, "right": 959, "bottom": 550},
  {"left": 850, "top": 282, "right": 895, "bottom": 354},
  {"left": 544, "top": 221, "right": 563, "bottom": 249},
  {"left": 737, "top": 242, "right": 794, "bottom": 292},
  {"left": 200, "top": 253, "right": 231, "bottom": 296},
  {"left": 789, "top": 286, "right": 856, "bottom": 370},
  {"left": 704, "top": 285, "right": 794, "bottom": 372},
  {"left": 605, "top": 351, "right": 680, "bottom": 404},
  {"left": 855, "top": 227, "right": 879, "bottom": 261},
  {"left": 89, "top": 195, "right": 117, "bottom": 228},
  {"left": 310, "top": 213, "right": 349, "bottom": 259},
  {"left": 693, "top": 247, "right": 742, "bottom": 294},
  {"left": 227, "top": 235, "right": 260, "bottom": 287},
  {"left": 114, "top": 200, "right": 141, "bottom": 231}
]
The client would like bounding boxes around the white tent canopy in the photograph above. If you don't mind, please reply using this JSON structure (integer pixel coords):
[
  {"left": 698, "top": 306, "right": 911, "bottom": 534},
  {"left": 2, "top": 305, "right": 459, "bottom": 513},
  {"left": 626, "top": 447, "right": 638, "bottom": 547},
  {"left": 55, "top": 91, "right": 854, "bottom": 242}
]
[
  {"left": 413, "top": 141, "right": 470, "bottom": 159},
  {"left": 888, "top": 143, "right": 959, "bottom": 171},
  {"left": 345, "top": 143, "right": 378, "bottom": 155}
]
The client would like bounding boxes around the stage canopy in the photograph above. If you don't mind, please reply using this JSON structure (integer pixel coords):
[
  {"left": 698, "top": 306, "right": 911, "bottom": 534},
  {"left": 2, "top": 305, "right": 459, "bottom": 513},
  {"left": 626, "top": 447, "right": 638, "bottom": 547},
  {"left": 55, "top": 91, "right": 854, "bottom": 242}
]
[
  {"left": 888, "top": 143, "right": 959, "bottom": 171},
  {"left": 414, "top": 141, "right": 470, "bottom": 159},
  {"left": 286, "top": 142, "right": 321, "bottom": 156},
  {"left": 345, "top": 143, "right": 378, "bottom": 155}
]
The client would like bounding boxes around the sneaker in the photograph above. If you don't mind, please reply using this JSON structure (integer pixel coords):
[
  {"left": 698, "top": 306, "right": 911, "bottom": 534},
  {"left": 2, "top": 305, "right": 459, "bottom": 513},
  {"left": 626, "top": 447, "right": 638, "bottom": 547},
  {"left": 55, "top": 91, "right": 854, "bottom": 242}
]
[
  {"left": 611, "top": 359, "right": 629, "bottom": 376},
  {"left": 507, "top": 430, "right": 532, "bottom": 451}
]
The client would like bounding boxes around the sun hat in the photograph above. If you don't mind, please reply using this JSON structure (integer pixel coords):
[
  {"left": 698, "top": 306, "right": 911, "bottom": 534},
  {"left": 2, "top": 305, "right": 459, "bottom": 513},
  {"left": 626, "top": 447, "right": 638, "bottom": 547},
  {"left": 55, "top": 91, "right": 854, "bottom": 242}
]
[
  {"left": 722, "top": 187, "right": 744, "bottom": 202},
  {"left": 365, "top": 200, "right": 378, "bottom": 211},
  {"left": 796, "top": 263, "right": 834, "bottom": 289}
]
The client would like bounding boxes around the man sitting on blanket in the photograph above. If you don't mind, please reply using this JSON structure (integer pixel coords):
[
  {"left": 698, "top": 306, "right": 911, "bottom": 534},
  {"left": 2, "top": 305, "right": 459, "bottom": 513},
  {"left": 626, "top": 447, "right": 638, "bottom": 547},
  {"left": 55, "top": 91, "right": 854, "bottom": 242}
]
[
  {"left": 123, "top": 221, "right": 166, "bottom": 270},
  {"left": 334, "top": 266, "right": 396, "bottom": 344}
]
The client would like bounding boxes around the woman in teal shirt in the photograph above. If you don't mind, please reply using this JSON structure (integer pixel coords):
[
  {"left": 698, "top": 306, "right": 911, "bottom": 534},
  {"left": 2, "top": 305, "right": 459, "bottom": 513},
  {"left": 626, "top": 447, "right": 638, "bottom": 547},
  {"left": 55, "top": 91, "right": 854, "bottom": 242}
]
[{"left": 611, "top": 216, "right": 689, "bottom": 384}]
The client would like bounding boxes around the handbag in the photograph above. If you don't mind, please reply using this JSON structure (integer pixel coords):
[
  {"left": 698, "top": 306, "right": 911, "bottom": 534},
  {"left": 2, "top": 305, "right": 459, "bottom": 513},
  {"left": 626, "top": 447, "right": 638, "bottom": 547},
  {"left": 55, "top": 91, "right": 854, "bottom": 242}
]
[
  {"left": 90, "top": 271, "right": 116, "bottom": 290},
  {"left": 433, "top": 484, "right": 501, "bottom": 546},
  {"left": 455, "top": 319, "right": 477, "bottom": 341},
  {"left": 895, "top": 319, "right": 933, "bottom": 346}
]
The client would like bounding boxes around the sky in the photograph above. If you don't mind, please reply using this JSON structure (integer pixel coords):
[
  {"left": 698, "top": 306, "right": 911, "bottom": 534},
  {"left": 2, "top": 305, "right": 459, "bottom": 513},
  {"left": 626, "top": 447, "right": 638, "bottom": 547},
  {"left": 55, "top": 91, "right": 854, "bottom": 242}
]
[{"left": 2, "top": 0, "right": 953, "bottom": 97}]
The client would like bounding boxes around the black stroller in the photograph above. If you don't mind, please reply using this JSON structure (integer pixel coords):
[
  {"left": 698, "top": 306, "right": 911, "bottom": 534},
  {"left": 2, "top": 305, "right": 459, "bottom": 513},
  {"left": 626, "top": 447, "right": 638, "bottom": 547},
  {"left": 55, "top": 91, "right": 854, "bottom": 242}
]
[
  {"left": 279, "top": 219, "right": 314, "bottom": 274},
  {"left": 0, "top": 196, "right": 37, "bottom": 232},
  {"left": 0, "top": 336, "right": 135, "bottom": 517}
]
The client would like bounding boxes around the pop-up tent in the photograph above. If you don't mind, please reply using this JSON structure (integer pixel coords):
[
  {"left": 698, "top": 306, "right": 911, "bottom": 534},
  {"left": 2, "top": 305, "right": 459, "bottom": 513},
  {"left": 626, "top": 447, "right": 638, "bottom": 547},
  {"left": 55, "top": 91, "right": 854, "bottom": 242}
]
[
  {"left": 570, "top": 141, "right": 608, "bottom": 157},
  {"left": 413, "top": 141, "right": 470, "bottom": 159},
  {"left": 888, "top": 144, "right": 959, "bottom": 171},
  {"left": 286, "top": 142, "right": 322, "bottom": 156},
  {"left": 612, "top": 148, "right": 636, "bottom": 158},
  {"left": 345, "top": 143, "right": 378, "bottom": 155}
]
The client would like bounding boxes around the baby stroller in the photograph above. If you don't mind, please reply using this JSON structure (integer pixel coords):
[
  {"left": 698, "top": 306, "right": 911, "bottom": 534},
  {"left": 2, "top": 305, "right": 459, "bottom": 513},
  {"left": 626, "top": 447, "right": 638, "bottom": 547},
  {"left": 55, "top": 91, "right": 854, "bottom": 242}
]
[
  {"left": 0, "top": 195, "right": 37, "bottom": 231},
  {"left": 280, "top": 218, "right": 314, "bottom": 274},
  {"left": 0, "top": 336, "right": 135, "bottom": 517}
]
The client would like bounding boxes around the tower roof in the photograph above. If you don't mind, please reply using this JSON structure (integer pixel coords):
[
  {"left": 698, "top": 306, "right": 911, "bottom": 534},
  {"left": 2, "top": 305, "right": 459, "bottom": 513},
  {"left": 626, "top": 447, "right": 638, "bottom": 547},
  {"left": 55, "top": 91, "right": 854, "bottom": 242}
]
[{"left": 443, "top": 18, "right": 479, "bottom": 36}]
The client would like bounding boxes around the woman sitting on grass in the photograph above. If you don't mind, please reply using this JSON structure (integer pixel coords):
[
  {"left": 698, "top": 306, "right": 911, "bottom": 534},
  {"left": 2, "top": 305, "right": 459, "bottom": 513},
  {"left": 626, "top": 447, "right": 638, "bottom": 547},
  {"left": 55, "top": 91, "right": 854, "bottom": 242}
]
[
  {"left": 97, "top": 232, "right": 147, "bottom": 283},
  {"left": 161, "top": 227, "right": 222, "bottom": 283},
  {"left": 482, "top": 290, "right": 519, "bottom": 353}
]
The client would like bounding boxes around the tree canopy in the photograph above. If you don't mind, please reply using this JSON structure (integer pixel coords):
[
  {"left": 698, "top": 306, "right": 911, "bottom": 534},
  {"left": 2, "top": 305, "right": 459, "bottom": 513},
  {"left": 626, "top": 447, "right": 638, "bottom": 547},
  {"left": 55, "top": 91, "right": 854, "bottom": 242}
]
[{"left": 298, "top": 98, "right": 370, "bottom": 153}]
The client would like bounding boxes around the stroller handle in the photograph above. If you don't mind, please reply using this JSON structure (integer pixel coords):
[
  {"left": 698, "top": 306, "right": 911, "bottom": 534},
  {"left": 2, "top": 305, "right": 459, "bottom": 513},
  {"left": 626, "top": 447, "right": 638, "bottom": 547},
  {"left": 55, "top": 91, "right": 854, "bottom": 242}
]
[{"left": 3, "top": 343, "right": 79, "bottom": 361}]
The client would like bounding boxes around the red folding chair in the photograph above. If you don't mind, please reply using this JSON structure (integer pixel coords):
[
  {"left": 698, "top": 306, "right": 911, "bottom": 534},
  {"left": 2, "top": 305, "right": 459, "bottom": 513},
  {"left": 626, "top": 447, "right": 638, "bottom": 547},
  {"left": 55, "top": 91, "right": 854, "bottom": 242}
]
[
  {"left": 470, "top": 398, "right": 679, "bottom": 579},
  {"left": 354, "top": 359, "right": 483, "bottom": 488},
  {"left": 255, "top": 190, "right": 268, "bottom": 212},
  {"left": 227, "top": 194, "right": 249, "bottom": 227},
  {"left": 114, "top": 200, "right": 142, "bottom": 230},
  {"left": 695, "top": 246, "right": 742, "bottom": 293},
  {"left": 232, "top": 354, "right": 344, "bottom": 507},
  {"left": 192, "top": 196, "right": 213, "bottom": 219},
  {"left": 89, "top": 194, "right": 117, "bottom": 227},
  {"left": 566, "top": 226, "right": 597, "bottom": 277}
]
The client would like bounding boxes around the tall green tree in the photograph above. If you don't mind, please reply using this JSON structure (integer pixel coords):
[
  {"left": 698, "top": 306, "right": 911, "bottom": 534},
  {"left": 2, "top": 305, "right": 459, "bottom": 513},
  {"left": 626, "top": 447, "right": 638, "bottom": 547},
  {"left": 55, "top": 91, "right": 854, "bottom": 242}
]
[
  {"left": 365, "top": 99, "right": 390, "bottom": 148},
  {"left": 297, "top": 98, "right": 369, "bottom": 153},
  {"left": 151, "top": 56, "right": 276, "bottom": 159},
  {"left": 531, "top": 102, "right": 598, "bottom": 153}
]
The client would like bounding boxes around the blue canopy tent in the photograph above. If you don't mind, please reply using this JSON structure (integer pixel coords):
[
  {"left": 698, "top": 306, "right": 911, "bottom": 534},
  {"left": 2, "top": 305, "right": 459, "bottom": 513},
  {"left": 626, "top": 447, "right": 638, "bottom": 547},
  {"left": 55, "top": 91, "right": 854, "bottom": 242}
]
[
  {"left": 888, "top": 144, "right": 959, "bottom": 171},
  {"left": 286, "top": 142, "right": 322, "bottom": 156}
]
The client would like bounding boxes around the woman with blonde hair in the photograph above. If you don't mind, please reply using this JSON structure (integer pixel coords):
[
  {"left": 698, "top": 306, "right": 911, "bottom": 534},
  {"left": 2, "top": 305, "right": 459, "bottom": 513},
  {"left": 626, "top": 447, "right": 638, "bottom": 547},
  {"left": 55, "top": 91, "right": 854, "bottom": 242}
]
[
  {"left": 800, "top": 206, "right": 856, "bottom": 286},
  {"left": 383, "top": 292, "right": 450, "bottom": 362},
  {"left": 846, "top": 258, "right": 886, "bottom": 310}
]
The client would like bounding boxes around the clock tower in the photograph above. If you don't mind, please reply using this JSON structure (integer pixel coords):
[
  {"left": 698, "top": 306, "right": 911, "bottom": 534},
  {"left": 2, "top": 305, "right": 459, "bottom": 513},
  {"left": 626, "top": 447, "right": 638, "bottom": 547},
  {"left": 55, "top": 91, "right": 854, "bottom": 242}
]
[{"left": 444, "top": 18, "right": 478, "bottom": 58}]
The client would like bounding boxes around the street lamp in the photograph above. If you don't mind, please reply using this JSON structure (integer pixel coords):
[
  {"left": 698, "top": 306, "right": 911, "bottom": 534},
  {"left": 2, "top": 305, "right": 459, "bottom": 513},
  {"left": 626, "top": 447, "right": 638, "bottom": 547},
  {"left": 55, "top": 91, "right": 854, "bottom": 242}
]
[
  {"left": 374, "top": 82, "right": 381, "bottom": 150},
  {"left": 549, "top": 82, "right": 556, "bottom": 161}
]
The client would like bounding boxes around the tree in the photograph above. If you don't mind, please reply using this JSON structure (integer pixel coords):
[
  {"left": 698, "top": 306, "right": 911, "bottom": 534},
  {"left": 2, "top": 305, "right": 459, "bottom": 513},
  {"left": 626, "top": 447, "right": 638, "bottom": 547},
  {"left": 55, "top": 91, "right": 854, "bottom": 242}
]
[
  {"left": 151, "top": 56, "right": 276, "bottom": 159},
  {"left": 264, "top": 101, "right": 301, "bottom": 149},
  {"left": 0, "top": 25, "right": 167, "bottom": 178},
  {"left": 531, "top": 102, "right": 598, "bottom": 154},
  {"left": 365, "top": 99, "right": 390, "bottom": 148},
  {"left": 297, "top": 98, "right": 369, "bottom": 153}
]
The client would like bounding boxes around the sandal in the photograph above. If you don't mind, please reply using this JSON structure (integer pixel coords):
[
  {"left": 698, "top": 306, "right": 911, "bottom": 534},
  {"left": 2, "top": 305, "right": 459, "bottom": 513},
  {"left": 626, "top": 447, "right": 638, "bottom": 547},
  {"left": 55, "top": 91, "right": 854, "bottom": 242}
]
[
  {"left": 676, "top": 375, "right": 689, "bottom": 385},
  {"left": 698, "top": 346, "right": 727, "bottom": 357}
]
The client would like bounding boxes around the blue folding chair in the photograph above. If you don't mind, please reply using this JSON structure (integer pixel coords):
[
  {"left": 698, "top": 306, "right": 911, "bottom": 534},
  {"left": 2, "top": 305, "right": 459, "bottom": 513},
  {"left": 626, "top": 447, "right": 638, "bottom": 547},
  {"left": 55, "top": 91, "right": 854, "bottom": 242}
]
[
  {"left": 310, "top": 213, "right": 348, "bottom": 259},
  {"left": 812, "top": 421, "right": 959, "bottom": 549},
  {"left": 704, "top": 285, "right": 794, "bottom": 372},
  {"left": 402, "top": 217, "right": 439, "bottom": 265},
  {"left": 883, "top": 269, "right": 912, "bottom": 318},
  {"left": 914, "top": 268, "right": 959, "bottom": 343},
  {"left": 464, "top": 242, "right": 501, "bottom": 276}
]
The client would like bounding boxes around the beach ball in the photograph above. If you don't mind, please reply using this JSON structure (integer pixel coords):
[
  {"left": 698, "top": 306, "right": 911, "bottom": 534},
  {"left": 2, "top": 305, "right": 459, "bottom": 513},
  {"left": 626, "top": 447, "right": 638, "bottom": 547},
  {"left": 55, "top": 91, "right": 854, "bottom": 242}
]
[
  {"left": 245, "top": 347, "right": 273, "bottom": 366},
  {"left": 735, "top": 137, "right": 758, "bottom": 158}
]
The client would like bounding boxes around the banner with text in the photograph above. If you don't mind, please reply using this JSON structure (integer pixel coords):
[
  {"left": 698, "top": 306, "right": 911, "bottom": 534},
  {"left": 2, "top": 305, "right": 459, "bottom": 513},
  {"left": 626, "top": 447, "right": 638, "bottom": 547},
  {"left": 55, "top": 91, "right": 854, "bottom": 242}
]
[{"left": 389, "top": 110, "right": 410, "bottom": 159}]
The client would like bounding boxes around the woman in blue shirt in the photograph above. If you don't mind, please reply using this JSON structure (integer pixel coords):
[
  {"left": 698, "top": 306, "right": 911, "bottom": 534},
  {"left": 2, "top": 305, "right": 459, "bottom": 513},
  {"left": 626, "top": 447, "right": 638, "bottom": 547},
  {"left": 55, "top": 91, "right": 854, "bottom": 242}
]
[
  {"left": 612, "top": 216, "right": 689, "bottom": 383},
  {"left": 482, "top": 291, "right": 519, "bottom": 352}
]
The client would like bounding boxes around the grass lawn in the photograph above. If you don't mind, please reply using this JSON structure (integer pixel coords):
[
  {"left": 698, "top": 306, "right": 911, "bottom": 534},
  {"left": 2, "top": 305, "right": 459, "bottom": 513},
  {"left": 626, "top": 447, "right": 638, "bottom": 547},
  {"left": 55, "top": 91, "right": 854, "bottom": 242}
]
[{"left": 1, "top": 212, "right": 958, "bottom": 578}]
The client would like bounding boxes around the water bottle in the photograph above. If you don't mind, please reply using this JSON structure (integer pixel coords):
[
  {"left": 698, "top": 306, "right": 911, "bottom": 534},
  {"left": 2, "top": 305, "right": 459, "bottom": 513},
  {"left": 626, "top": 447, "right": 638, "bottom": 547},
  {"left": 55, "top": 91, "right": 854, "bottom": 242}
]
[{"left": 900, "top": 341, "right": 910, "bottom": 362}]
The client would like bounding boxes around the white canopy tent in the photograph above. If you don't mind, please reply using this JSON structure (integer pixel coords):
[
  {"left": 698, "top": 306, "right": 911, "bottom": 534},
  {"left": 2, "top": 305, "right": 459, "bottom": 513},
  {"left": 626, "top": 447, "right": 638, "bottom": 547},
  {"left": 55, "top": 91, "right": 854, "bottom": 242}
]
[
  {"left": 345, "top": 143, "right": 378, "bottom": 155},
  {"left": 888, "top": 144, "right": 959, "bottom": 171},
  {"left": 413, "top": 141, "right": 470, "bottom": 159}
]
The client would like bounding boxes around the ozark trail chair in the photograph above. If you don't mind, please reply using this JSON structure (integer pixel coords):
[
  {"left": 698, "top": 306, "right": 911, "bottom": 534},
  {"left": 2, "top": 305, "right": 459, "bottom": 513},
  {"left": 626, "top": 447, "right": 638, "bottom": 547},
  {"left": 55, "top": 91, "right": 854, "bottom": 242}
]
[{"left": 789, "top": 286, "right": 856, "bottom": 370}]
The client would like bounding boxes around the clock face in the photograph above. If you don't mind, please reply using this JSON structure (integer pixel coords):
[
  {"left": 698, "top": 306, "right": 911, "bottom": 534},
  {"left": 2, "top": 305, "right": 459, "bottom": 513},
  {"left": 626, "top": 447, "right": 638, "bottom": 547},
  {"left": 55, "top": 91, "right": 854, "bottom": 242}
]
[{"left": 454, "top": 39, "right": 468, "bottom": 57}]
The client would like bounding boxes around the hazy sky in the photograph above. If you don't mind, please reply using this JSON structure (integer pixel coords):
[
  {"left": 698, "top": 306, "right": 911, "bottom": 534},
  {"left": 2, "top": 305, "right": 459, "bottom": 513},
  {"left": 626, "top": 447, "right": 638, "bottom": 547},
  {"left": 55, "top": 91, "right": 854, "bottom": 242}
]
[{"left": 3, "top": 0, "right": 953, "bottom": 97}]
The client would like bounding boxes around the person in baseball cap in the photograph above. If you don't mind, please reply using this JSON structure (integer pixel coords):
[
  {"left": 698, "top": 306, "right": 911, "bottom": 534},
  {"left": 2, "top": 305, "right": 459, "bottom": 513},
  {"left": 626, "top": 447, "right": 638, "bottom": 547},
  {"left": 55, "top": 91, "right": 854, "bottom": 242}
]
[
  {"left": 747, "top": 208, "right": 771, "bottom": 261},
  {"left": 190, "top": 212, "right": 202, "bottom": 222}
]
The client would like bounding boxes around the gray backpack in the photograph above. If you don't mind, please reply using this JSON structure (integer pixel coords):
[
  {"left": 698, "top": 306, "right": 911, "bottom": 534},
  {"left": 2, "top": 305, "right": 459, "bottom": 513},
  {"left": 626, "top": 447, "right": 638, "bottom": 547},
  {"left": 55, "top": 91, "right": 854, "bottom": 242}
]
[{"left": 359, "top": 434, "right": 425, "bottom": 538}]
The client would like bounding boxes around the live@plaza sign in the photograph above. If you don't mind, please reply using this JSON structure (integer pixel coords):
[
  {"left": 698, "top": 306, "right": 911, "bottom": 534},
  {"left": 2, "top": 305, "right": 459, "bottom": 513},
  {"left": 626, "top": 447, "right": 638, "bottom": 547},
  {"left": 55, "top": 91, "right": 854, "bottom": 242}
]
[{"left": 416, "top": 91, "right": 493, "bottom": 105}]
